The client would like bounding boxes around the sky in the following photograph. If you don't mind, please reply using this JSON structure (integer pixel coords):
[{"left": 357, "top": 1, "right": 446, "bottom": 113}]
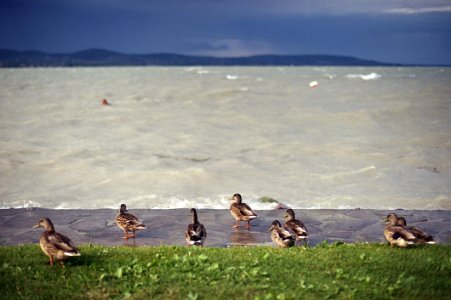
[{"left": 1, "top": 0, "right": 451, "bottom": 65}]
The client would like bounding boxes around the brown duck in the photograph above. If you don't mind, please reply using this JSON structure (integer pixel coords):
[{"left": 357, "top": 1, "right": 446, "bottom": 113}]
[
  {"left": 115, "top": 204, "right": 146, "bottom": 239},
  {"left": 384, "top": 213, "right": 416, "bottom": 248},
  {"left": 185, "top": 208, "right": 207, "bottom": 246},
  {"left": 229, "top": 193, "right": 257, "bottom": 228},
  {"left": 283, "top": 209, "right": 308, "bottom": 242},
  {"left": 396, "top": 216, "right": 437, "bottom": 244},
  {"left": 269, "top": 220, "right": 295, "bottom": 248},
  {"left": 33, "top": 218, "right": 81, "bottom": 267}
]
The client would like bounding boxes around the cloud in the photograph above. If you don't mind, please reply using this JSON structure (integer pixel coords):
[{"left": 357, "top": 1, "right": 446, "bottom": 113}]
[
  {"left": 384, "top": 5, "right": 451, "bottom": 14},
  {"left": 235, "top": 0, "right": 451, "bottom": 16}
]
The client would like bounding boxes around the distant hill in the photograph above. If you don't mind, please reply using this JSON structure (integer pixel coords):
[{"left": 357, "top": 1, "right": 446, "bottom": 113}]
[{"left": 0, "top": 48, "right": 397, "bottom": 67}]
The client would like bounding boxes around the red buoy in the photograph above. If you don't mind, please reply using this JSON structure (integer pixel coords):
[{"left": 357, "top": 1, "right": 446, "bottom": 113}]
[{"left": 101, "top": 99, "right": 110, "bottom": 106}]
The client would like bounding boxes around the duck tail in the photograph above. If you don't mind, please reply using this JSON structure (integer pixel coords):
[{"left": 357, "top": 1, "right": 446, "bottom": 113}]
[
  {"left": 64, "top": 251, "right": 81, "bottom": 257},
  {"left": 189, "top": 240, "right": 202, "bottom": 245}
]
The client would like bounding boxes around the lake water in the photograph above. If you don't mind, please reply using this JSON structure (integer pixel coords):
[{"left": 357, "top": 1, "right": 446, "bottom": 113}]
[{"left": 0, "top": 67, "right": 450, "bottom": 210}]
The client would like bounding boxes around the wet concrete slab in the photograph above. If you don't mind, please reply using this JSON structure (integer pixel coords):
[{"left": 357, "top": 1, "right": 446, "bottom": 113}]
[{"left": 0, "top": 208, "right": 450, "bottom": 247}]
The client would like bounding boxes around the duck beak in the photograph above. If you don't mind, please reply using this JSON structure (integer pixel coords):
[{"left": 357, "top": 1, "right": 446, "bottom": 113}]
[{"left": 33, "top": 223, "right": 41, "bottom": 229}]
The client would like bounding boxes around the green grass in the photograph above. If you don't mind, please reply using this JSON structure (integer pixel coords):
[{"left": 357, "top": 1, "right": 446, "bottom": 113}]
[{"left": 1, "top": 243, "right": 450, "bottom": 299}]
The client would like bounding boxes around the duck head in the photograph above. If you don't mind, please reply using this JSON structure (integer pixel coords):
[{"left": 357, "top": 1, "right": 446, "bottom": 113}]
[
  {"left": 396, "top": 216, "right": 407, "bottom": 227},
  {"left": 385, "top": 213, "right": 399, "bottom": 225},
  {"left": 119, "top": 204, "right": 128, "bottom": 213},
  {"left": 284, "top": 209, "right": 295, "bottom": 221},
  {"left": 33, "top": 218, "right": 55, "bottom": 232},
  {"left": 229, "top": 193, "right": 242, "bottom": 204},
  {"left": 269, "top": 220, "right": 282, "bottom": 231}
]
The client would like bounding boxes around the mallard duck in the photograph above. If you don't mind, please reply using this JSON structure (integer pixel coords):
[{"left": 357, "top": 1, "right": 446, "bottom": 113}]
[
  {"left": 269, "top": 220, "right": 295, "bottom": 248},
  {"left": 397, "top": 216, "right": 437, "bottom": 244},
  {"left": 229, "top": 193, "right": 257, "bottom": 228},
  {"left": 384, "top": 213, "right": 416, "bottom": 248},
  {"left": 185, "top": 208, "right": 207, "bottom": 246},
  {"left": 33, "top": 218, "right": 80, "bottom": 267},
  {"left": 115, "top": 204, "right": 146, "bottom": 239},
  {"left": 284, "top": 209, "right": 308, "bottom": 243}
]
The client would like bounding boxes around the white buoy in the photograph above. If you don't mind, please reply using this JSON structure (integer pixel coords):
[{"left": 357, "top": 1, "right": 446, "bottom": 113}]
[{"left": 309, "top": 81, "right": 319, "bottom": 88}]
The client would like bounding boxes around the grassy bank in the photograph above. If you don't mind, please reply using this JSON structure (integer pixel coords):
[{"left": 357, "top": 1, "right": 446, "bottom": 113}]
[{"left": 1, "top": 243, "right": 450, "bottom": 299}]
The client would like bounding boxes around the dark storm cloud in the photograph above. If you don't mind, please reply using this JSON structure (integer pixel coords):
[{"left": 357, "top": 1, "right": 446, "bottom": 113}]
[{"left": 0, "top": 0, "right": 450, "bottom": 64}]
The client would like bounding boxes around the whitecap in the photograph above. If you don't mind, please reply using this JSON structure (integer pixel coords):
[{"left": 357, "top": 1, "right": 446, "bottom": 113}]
[
  {"left": 226, "top": 75, "right": 238, "bottom": 80},
  {"left": 346, "top": 72, "right": 382, "bottom": 80}
]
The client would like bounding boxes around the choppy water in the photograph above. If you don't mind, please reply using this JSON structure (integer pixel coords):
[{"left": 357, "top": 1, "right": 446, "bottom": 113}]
[{"left": 0, "top": 67, "right": 450, "bottom": 210}]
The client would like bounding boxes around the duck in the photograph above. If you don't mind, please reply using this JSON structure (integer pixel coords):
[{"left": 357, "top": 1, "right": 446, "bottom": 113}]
[
  {"left": 269, "top": 220, "right": 295, "bottom": 248},
  {"left": 185, "top": 208, "right": 207, "bottom": 246},
  {"left": 284, "top": 209, "right": 308, "bottom": 243},
  {"left": 115, "top": 204, "right": 146, "bottom": 239},
  {"left": 229, "top": 193, "right": 257, "bottom": 228},
  {"left": 33, "top": 218, "right": 81, "bottom": 267},
  {"left": 384, "top": 213, "right": 416, "bottom": 248},
  {"left": 396, "top": 216, "right": 437, "bottom": 244}
]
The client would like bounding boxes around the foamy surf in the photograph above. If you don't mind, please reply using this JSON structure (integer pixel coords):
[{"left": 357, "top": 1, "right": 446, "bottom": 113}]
[{"left": 2, "top": 195, "right": 287, "bottom": 210}]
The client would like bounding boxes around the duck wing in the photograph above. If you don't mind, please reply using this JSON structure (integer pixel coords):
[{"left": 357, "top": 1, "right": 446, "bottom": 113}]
[
  {"left": 238, "top": 203, "right": 257, "bottom": 217},
  {"left": 387, "top": 225, "right": 416, "bottom": 241},
  {"left": 285, "top": 219, "right": 308, "bottom": 237},
  {"left": 280, "top": 227, "right": 295, "bottom": 240},
  {"left": 407, "top": 226, "right": 435, "bottom": 243},
  {"left": 186, "top": 223, "right": 207, "bottom": 244},
  {"left": 271, "top": 228, "right": 294, "bottom": 247},
  {"left": 271, "top": 228, "right": 283, "bottom": 241},
  {"left": 117, "top": 213, "right": 146, "bottom": 229},
  {"left": 46, "top": 232, "right": 80, "bottom": 255}
]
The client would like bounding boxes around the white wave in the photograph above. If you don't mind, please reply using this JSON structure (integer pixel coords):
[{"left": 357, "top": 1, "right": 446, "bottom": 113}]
[
  {"left": 3, "top": 194, "right": 450, "bottom": 210},
  {"left": 0, "top": 199, "right": 42, "bottom": 209},
  {"left": 346, "top": 72, "right": 382, "bottom": 80},
  {"left": 185, "top": 67, "right": 210, "bottom": 75},
  {"left": 2, "top": 194, "right": 284, "bottom": 210},
  {"left": 320, "top": 166, "right": 378, "bottom": 183},
  {"left": 226, "top": 75, "right": 238, "bottom": 80}
]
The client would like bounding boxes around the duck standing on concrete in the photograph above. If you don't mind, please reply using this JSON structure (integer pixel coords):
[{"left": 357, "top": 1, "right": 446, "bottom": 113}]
[
  {"left": 33, "top": 218, "right": 81, "bottom": 267},
  {"left": 269, "top": 220, "right": 295, "bottom": 248},
  {"left": 185, "top": 208, "right": 207, "bottom": 246},
  {"left": 284, "top": 209, "right": 308, "bottom": 245},
  {"left": 229, "top": 193, "right": 257, "bottom": 228},
  {"left": 115, "top": 204, "right": 146, "bottom": 239}
]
